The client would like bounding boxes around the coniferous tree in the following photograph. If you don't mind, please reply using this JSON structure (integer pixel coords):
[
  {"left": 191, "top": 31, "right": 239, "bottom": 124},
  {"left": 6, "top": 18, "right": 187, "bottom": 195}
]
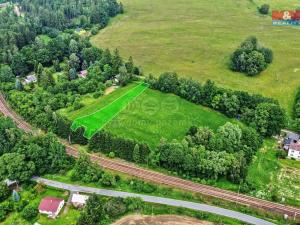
[
  {"left": 15, "top": 79, "right": 23, "bottom": 91},
  {"left": 133, "top": 144, "right": 140, "bottom": 163}
]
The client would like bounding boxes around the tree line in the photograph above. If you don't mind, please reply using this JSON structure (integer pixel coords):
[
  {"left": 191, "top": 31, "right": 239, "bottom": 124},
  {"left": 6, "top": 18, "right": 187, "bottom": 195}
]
[
  {"left": 146, "top": 73, "right": 286, "bottom": 137},
  {"left": 89, "top": 130, "right": 150, "bottom": 163}
]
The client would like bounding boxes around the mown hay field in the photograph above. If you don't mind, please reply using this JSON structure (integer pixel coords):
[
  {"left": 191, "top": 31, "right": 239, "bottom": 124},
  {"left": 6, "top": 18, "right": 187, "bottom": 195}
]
[{"left": 91, "top": 0, "right": 300, "bottom": 113}]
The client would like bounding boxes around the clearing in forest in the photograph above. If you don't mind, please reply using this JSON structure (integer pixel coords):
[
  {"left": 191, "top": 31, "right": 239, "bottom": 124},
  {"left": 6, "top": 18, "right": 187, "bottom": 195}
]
[{"left": 71, "top": 83, "right": 148, "bottom": 138}]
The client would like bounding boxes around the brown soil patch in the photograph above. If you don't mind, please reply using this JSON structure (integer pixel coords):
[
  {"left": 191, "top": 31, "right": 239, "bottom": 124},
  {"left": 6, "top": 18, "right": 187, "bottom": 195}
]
[
  {"left": 112, "top": 214, "right": 214, "bottom": 225},
  {"left": 104, "top": 86, "right": 119, "bottom": 95}
]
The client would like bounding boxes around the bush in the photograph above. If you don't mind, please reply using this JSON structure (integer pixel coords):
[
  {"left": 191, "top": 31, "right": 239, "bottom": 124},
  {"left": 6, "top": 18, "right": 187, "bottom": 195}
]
[
  {"left": 0, "top": 209, "right": 5, "bottom": 222},
  {"left": 259, "top": 4, "right": 270, "bottom": 15},
  {"left": 73, "top": 100, "right": 84, "bottom": 110},
  {"left": 0, "top": 183, "right": 10, "bottom": 202},
  {"left": 21, "top": 205, "right": 38, "bottom": 220},
  {"left": 276, "top": 150, "right": 287, "bottom": 159},
  {"left": 108, "top": 152, "right": 115, "bottom": 158},
  {"left": 93, "top": 90, "right": 103, "bottom": 99},
  {"left": 91, "top": 26, "right": 100, "bottom": 35},
  {"left": 101, "top": 172, "right": 116, "bottom": 187},
  {"left": 103, "top": 197, "right": 127, "bottom": 217},
  {"left": 130, "top": 179, "right": 157, "bottom": 193},
  {"left": 16, "top": 200, "right": 29, "bottom": 212},
  {"left": 0, "top": 202, "right": 13, "bottom": 213}
]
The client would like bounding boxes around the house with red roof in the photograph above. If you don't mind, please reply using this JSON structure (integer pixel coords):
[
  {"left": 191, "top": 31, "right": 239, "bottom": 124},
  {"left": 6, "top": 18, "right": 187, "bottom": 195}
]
[
  {"left": 288, "top": 143, "right": 300, "bottom": 160},
  {"left": 38, "top": 197, "right": 64, "bottom": 218}
]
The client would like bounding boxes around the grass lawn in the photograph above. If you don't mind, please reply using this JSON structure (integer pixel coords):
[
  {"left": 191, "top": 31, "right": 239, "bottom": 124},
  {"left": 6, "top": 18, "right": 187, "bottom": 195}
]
[
  {"left": 91, "top": 0, "right": 300, "bottom": 113},
  {"left": 106, "top": 88, "right": 235, "bottom": 148},
  {"left": 71, "top": 83, "right": 148, "bottom": 138}
]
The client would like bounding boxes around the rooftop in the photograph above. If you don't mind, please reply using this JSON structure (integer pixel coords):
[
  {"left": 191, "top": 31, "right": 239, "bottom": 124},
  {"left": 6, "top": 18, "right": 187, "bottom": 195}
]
[
  {"left": 71, "top": 193, "right": 89, "bottom": 204},
  {"left": 286, "top": 132, "right": 299, "bottom": 141},
  {"left": 39, "top": 197, "right": 64, "bottom": 213},
  {"left": 289, "top": 143, "right": 300, "bottom": 152}
]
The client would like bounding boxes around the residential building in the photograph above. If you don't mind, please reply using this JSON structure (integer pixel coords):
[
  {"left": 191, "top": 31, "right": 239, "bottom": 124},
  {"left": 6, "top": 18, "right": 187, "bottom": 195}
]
[
  {"left": 71, "top": 193, "right": 89, "bottom": 208},
  {"left": 283, "top": 131, "right": 299, "bottom": 150},
  {"left": 4, "top": 179, "right": 18, "bottom": 190},
  {"left": 38, "top": 197, "right": 64, "bottom": 218},
  {"left": 288, "top": 143, "right": 300, "bottom": 160},
  {"left": 23, "top": 74, "right": 37, "bottom": 85}
]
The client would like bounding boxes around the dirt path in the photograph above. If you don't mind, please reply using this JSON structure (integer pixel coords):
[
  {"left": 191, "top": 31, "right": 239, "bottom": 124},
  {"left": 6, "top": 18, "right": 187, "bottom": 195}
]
[
  {"left": 104, "top": 85, "right": 119, "bottom": 95},
  {"left": 112, "top": 214, "right": 213, "bottom": 225}
]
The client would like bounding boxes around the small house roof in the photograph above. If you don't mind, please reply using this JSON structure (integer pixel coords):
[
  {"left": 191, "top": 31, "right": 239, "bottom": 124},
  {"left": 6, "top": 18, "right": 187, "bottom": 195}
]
[
  {"left": 23, "top": 74, "right": 37, "bottom": 84},
  {"left": 25, "top": 74, "right": 37, "bottom": 82},
  {"left": 39, "top": 197, "right": 64, "bottom": 213},
  {"left": 4, "top": 179, "right": 17, "bottom": 187},
  {"left": 286, "top": 132, "right": 299, "bottom": 141},
  {"left": 71, "top": 194, "right": 89, "bottom": 204},
  {"left": 289, "top": 143, "right": 300, "bottom": 152}
]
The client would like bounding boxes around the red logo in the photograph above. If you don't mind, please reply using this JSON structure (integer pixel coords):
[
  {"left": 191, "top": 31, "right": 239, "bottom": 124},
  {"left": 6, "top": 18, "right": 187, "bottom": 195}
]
[{"left": 272, "top": 10, "right": 300, "bottom": 20}]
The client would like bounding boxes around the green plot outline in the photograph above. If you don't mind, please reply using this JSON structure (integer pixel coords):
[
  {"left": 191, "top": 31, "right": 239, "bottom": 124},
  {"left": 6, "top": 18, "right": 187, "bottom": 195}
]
[{"left": 71, "top": 82, "right": 148, "bottom": 139}]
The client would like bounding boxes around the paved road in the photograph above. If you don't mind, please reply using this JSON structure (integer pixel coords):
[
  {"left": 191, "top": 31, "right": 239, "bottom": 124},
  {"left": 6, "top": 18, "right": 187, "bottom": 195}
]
[
  {"left": 33, "top": 177, "right": 274, "bottom": 225},
  {"left": 1, "top": 93, "right": 300, "bottom": 221}
]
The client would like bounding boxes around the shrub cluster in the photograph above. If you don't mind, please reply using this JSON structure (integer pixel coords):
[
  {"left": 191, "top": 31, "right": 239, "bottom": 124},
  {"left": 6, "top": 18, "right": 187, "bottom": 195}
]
[
  {"left": 71, "top": 153, "right": 118, "bottom": 187},
  {"left": 146, "top": 73, "right": 286, "bottom": 137},
  {"left": 230, "top": 36, "right": 273, "bottom": 76}
]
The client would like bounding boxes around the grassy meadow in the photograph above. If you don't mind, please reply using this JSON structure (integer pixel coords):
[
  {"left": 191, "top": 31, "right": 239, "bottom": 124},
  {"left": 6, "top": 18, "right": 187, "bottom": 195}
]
[
  {"left": 106, "top": 88, "right": 235, "bottom": 148},
  {"left": 91, "top": 0, "right": 300, "bottom": 113}
]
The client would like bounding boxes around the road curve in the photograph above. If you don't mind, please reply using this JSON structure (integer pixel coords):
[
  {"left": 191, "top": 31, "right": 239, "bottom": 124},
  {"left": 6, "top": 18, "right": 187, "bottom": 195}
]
[
  {"left": 33, "top": 177, "right": 275, "bottom": 225},
  {"left": 0, "top": 93, "right": 299, "bottom": 221}
]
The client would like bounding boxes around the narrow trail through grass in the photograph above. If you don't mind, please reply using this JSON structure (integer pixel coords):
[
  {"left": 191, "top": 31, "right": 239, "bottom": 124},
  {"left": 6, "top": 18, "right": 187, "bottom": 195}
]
[{"left": 71, "top": 83, "right": 148, "bottom": 138}]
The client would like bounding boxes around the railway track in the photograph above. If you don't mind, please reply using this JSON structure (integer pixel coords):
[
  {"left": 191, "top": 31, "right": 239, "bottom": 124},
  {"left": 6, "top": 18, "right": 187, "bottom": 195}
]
[{"left": 0, "top": 93, "right": 299, "bottom": 220}]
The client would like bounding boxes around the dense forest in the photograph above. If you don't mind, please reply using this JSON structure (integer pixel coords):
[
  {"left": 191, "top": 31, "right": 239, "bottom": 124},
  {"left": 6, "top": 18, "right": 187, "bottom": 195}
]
[{"left": 0, "top": 0, "right": 122, "bottom": 65}]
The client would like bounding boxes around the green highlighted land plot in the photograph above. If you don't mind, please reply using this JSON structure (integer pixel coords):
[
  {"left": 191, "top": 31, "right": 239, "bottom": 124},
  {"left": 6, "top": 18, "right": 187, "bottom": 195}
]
[{"left": 71, "top": 83, "right": 148, "bottom": 138}]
